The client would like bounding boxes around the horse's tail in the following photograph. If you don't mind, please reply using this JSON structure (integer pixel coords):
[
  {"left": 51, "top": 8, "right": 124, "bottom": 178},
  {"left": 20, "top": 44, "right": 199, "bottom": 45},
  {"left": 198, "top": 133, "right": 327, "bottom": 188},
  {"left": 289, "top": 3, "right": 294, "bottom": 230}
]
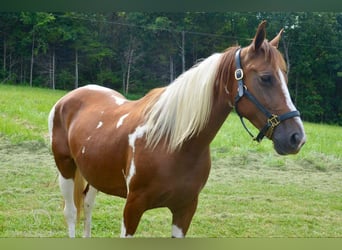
[{"left": 74, "top": 168, "right": 86, "bottom": 222}]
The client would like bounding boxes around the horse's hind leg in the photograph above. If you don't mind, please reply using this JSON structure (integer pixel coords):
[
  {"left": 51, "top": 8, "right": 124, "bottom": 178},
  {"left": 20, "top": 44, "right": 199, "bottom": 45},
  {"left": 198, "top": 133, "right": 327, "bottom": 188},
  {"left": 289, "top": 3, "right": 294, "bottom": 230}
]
[
  {"left": 83, "top": 185, "right": 97, "bottom": 237},
  {"left": 58, "top": 173, "right": 77, "bottom": 238}
]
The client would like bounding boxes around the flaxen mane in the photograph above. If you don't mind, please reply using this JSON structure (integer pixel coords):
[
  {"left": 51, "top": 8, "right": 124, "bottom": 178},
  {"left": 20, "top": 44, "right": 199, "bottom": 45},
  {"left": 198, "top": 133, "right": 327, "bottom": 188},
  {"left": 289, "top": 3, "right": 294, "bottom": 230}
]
[{"left": 144, "top": 53, "right": 222, "bottom": 152}]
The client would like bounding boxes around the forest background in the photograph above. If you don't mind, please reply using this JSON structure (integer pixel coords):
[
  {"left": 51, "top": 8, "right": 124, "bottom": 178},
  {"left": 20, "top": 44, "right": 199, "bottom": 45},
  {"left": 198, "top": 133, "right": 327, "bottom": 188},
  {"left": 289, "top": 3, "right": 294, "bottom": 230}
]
[{"left": 1, "top": 12, "right": 342, "bottom": 125}]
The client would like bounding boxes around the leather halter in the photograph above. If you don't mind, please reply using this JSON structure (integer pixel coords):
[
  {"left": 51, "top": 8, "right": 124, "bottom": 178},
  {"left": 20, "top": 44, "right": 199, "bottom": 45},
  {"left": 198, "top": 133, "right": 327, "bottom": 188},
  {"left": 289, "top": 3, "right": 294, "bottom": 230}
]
[{"left": 233, "top": 48, "right": 300, "bottom": 142}]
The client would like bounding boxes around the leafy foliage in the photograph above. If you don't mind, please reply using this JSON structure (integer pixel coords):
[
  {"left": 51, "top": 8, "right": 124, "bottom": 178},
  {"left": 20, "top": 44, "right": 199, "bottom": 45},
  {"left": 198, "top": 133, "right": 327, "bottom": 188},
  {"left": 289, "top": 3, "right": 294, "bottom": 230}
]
[{"left": 0, "top": 12, "right": 341, "bottom": 124}]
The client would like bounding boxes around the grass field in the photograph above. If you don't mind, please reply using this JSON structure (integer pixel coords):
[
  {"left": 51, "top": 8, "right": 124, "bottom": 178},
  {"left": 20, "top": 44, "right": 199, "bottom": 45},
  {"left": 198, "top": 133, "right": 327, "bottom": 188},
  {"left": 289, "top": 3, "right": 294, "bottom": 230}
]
[{"left": 0, "top": 84, "right": 341, "bottom": 237}]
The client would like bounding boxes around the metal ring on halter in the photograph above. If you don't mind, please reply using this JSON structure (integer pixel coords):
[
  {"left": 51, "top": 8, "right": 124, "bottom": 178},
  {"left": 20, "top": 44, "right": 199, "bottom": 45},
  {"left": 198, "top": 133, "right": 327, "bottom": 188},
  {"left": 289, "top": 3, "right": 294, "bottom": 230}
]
[{"left": 234, "top": 69, "right": 244, "bottom": 80}]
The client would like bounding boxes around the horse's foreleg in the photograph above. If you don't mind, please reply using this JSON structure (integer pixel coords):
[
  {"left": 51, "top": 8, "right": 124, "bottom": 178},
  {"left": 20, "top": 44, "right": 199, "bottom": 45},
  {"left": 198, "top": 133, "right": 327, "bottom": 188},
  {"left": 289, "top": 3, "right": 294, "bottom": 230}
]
[
  {"left": 83, "top": 185, "right": 97, "bottom": 237},
  {"left": 58, "top": 174, "right": 77, "bottom": 238},
  {"left": 170, "top": 197, "right": 198, "bottom": 238},
  {"left": 120, "top": 193, "right": 146, "bottom": 237}
]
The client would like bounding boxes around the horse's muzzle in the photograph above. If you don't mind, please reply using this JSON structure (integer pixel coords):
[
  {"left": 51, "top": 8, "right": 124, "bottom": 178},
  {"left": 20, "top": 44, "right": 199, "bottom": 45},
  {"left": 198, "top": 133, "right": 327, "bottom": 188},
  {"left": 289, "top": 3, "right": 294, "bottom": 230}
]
[{"left": 272, "top": 118, "right": 306, "bottom": 155}]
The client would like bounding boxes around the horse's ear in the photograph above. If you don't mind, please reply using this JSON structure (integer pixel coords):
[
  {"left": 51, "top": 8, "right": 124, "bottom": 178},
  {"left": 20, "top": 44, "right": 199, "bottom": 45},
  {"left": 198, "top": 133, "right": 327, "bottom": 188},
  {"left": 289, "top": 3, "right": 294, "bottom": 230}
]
[
  {"left": 269, "top": 28, "right": 284, "bottom": 48},
  {"left": 252, "top": 20, "right": 267, "bottom": 51}
]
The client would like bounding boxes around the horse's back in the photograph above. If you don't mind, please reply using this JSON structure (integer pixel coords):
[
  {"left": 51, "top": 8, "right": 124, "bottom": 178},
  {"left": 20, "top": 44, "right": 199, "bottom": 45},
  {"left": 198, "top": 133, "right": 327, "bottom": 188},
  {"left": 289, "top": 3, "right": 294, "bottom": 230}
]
[{"left": 51, "top": 85, "right": 129, "bottom": 145}]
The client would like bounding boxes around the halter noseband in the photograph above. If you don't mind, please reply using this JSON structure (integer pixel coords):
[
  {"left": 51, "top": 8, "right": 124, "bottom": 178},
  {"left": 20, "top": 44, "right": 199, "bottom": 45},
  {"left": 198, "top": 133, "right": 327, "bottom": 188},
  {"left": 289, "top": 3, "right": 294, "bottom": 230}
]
[{"left": 234, "top": 48, "right": 300, "bottom": 142}]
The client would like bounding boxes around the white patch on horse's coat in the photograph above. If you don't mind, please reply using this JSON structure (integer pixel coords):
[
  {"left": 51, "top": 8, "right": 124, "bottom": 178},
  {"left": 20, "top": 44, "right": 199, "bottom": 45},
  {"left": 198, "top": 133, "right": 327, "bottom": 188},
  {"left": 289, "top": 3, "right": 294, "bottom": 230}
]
[
  {"left": 83, "top": 185, "right": 97, "bottom": 237},
  {"left": 58, "top": 174, "right": 77, "bottom": 238},
  {"left": 85, "top": 84, "right": 112, "bottom": 92},
  {"left": 111, "top": 94, "right": 126, "bottom": 106},
  {"left": 172, "top": 224, "right": 184, "bottom": 238},
  {"left": 120, "top": 220, "right": 133, "bottom": 238},
  {"left": 81, "top": 146, "right": 86, "bottom": 154},
  {"left": 116, "top": 113, "right": 129, "bottom": 128},
  {"left": 126, "top": 125, "right": 147, "bottom": 192},
  {"left": 86, "top": 136, "right": 92, "bottom": 141},
  {"left": 278, "top": 68, "right": 296, "bottom": 111},
  {"left": 120, "top": 220, "right": 126, "bottom": 238},
  {"left": 96, "top": 121, "right": 103, "bottom": 129},
  {"left": 126, "top": 159, "right": 136, "bottom": 193},
  {"left": 128, "top": 125, "right": 147, "bottom": 153},
  {"left": 48, "top": 105, "right": 56, "bottom": 145}
]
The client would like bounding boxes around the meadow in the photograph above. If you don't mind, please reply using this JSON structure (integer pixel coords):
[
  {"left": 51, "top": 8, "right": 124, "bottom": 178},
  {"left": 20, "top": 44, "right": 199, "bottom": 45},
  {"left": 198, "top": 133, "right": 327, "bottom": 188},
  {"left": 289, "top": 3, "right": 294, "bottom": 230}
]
[{"left": 0, "top": 84, "right": 341, "bottom": 237}]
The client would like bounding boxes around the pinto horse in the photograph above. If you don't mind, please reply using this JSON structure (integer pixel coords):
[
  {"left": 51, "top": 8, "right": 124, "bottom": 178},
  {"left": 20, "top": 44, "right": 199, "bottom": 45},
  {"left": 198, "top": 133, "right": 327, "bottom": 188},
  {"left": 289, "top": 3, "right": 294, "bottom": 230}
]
[{"left": 48, "top": 21, "right": 306, "bottom": 238}]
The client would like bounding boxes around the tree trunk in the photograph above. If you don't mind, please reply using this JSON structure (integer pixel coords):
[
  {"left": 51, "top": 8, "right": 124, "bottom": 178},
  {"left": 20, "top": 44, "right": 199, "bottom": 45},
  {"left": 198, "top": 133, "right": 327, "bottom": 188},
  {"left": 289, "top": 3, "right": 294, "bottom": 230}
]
[
  {"left": 294, "top": 75, "right": 298, "bottom": 105},
  {"left": 8, "top": 52, "right": 12, "bottom": 81},
  {"left": 122, "top": 70, "right": 126, "bottom": 94},
  {"left": 281, "top": 35, "right": 290, "bottom": 77},
  {"left": 29, "top": 32, "right": 35, "bottom": 87},
  {"left": 181, "top": 30, "right": 185, "bottom": 73},
  {"left": 3, "top": 37, "right": 6, "bottom": 74},
  {"left": 170, "top": 56, "right": 174, "bottom": 83},
  {"left": 52, "top": 47, "right": 55, "bottom": 90},
  {"left": 49, "top": 52, "right": 52, "bottom": 88},
  {"left": 20, "top": 56, "right": 23, "bottom": 83},
  {"left": 75, "top": 48, "right": 79, "bottom": 89},
  {"left": 125, "top": 48, "right": 134, "bottom": 95}
]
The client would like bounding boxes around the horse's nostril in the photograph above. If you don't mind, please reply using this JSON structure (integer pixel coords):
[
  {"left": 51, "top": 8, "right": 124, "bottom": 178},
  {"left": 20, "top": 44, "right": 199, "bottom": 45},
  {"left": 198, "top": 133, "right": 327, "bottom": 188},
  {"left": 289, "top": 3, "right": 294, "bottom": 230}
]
[{"left": 290, "top": 132, "right": 300, "bottom": 147}]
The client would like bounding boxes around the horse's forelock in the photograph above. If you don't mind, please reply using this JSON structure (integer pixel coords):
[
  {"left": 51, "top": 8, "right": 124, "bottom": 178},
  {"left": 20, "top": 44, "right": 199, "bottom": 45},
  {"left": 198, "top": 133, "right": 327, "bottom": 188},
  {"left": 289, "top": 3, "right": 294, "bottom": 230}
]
[{"left": 260, "top": 41, "right": 287, "bottom": 71}]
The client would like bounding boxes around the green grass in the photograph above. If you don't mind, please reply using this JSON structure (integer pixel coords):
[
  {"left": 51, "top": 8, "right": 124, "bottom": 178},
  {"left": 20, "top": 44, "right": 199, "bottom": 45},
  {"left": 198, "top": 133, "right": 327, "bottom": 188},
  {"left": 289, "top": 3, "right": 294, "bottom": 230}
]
[
  {"left": 0, "top": 84, "right": 341, "bottom": 237},
  {"left": 0, "top": 84, "right": 67, "bottom": 143}
]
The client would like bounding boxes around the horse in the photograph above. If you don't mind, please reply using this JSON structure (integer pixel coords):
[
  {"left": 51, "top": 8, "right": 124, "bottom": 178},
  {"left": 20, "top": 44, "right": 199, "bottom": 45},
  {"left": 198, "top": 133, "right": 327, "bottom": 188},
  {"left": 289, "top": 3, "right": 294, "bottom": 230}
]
[{"left": 48, "top": 21, "right": 306, "bottom": 238}]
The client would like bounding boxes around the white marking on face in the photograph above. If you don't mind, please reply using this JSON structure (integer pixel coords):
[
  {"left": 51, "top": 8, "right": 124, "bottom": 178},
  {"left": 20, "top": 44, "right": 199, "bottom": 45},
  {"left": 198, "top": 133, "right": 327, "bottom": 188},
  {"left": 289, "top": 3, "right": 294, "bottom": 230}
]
[
  {"left": 113, "top": 95, "right": 126, "bottom": 106},
  {"left": 172, "top": 224, "right": 184, "bottom": 238},
  {"left": 81, "top": 146, "right": 86, "bottom": 154},
  {"left": 117, "top": 113, "right": 129, "bottom": 128},
  {"left": 278, "top": 68, "right": 306, "bottom": 137},
  {"left": 278, "top": 68, "right": 296, "bottom": 111},
  {"left": 96, "top": 121, "right": 103, "bottom": 129}
]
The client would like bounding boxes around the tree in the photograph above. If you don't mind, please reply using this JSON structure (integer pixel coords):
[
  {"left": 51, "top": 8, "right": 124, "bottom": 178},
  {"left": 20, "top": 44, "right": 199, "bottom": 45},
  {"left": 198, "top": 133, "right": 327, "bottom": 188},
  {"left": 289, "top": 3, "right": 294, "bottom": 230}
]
[
  {"left": 20, "top": 12, "right": 55, "bottom": 87},
  {"left": 0, "top": 12, "right": 341, "bottom": 124}
]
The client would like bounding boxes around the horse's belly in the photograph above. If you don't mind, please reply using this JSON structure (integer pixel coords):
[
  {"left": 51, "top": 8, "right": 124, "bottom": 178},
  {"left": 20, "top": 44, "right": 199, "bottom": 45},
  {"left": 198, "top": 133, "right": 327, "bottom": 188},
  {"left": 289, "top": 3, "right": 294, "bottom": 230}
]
[{"left": 74, "top": 145, "right": 129, "bottom": 198}]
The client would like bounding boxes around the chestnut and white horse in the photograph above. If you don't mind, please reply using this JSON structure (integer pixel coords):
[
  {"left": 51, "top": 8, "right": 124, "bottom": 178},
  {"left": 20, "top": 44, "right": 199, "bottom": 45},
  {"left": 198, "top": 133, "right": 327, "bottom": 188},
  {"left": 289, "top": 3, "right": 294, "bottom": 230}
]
[{"left": 48, "top": 21, "right": 306, "bottom": 237}]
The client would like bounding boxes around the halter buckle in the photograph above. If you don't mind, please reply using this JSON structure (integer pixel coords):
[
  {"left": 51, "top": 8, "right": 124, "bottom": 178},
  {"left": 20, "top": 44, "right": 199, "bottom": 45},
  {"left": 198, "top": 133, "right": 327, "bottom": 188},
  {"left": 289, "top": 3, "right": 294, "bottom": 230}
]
[
  {"left": 235, "top": 69, "right": 244, "bottom": 81},
  {"left": 268, "top": 114, "right": 280, "bottom": 128}
]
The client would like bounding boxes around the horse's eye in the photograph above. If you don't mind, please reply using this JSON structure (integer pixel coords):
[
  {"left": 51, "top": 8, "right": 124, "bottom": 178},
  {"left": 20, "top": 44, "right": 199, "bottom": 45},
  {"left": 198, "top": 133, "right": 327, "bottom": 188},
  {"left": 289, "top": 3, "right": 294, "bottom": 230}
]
[{"left": 260, "top": 75, "right": 272, "bottom": 84}]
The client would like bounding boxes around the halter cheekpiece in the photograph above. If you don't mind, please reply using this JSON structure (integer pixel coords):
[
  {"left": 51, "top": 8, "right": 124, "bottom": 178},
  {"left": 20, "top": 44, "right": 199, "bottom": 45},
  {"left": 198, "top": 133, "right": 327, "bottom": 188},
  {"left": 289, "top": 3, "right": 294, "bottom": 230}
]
[{"left": 233, "top": 48, "right": 301, "bottom": 142}]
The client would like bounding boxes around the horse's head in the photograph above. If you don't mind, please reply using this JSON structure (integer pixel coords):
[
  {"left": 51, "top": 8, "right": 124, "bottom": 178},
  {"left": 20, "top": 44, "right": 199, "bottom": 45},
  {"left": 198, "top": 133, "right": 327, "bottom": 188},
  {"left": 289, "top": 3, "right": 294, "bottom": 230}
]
[{"left": 230, "top": 21, "right": 306, "bottom": 155}]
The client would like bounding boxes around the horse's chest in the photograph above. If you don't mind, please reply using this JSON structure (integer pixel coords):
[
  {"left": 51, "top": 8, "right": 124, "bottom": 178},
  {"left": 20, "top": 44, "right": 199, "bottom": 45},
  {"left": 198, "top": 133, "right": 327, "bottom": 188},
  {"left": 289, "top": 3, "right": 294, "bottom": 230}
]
[{"left": 147, "top": 160, "right": 211, "bottom": 206}]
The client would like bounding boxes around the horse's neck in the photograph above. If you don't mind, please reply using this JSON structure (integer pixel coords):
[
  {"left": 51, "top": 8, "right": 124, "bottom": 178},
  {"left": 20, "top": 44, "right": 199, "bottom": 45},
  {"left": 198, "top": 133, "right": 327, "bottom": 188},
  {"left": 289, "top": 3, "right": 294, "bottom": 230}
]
[
  {"left": 192, "top": 49, "right": 236, "bottom": 147},
  {"left": 189, "top": 91, "right": 233, "bottom": 149}
]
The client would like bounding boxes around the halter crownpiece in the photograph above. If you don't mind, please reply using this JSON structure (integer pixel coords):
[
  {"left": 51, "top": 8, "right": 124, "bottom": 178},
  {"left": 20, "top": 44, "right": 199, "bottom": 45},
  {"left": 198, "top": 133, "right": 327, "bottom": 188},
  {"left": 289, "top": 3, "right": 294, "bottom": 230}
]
[{"left": 233, "top": 48, "right": 300, "bottom": 142}]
